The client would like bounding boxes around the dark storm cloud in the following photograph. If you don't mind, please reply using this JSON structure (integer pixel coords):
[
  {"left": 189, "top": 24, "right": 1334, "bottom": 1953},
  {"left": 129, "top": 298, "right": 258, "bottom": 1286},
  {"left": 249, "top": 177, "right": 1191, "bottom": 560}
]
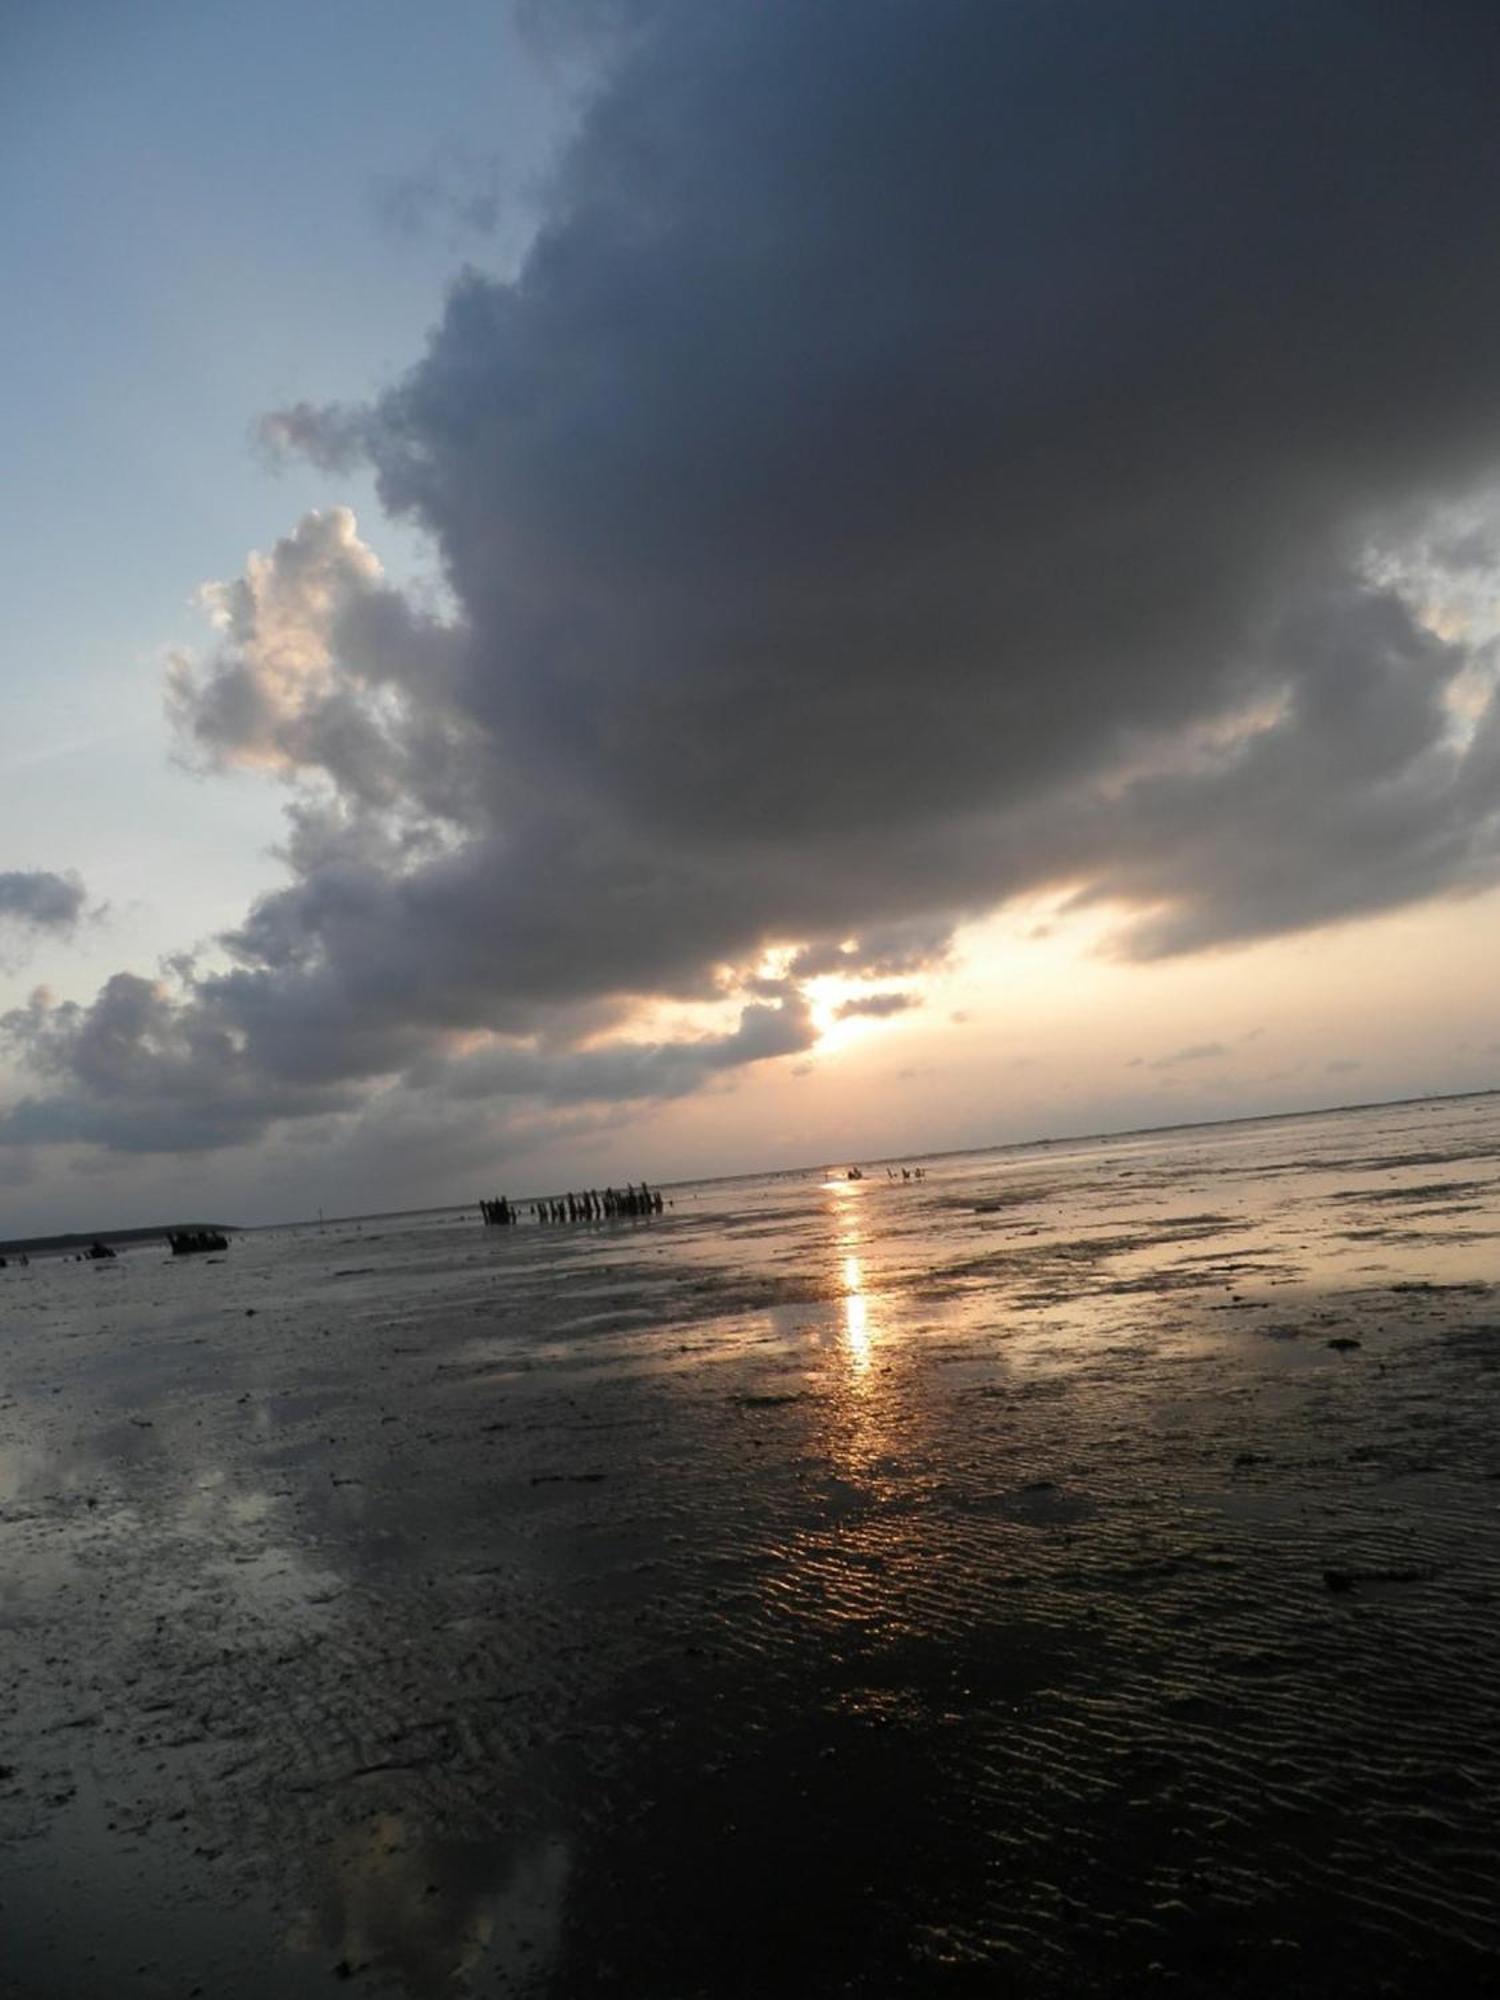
[
  {"left": 12, "top": 0, "right": 1500, "bottom": 1160},
  {"left": 1, "top": 974, "right": 358, "bottom": 1153},
  {"left": 1056, "top": 588, "right": 1500, "bottom": 958}
]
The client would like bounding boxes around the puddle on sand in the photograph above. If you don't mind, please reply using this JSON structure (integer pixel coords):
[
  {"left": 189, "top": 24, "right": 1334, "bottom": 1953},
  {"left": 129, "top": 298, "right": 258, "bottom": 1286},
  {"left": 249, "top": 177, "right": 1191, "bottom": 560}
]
[{"left": 286, "top": 1818, "right": 569, "bottom": 1993}]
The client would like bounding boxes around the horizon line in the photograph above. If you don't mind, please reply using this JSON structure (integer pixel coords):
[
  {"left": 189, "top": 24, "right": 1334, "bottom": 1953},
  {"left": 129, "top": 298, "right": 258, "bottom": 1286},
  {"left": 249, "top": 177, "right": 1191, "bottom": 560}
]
[
  {"left": 7, "top": 1080, "right": 1492, "bottom": 1250},
  {"left": 249, "top": 1079, "right": 1499, "bottom": 1234}
]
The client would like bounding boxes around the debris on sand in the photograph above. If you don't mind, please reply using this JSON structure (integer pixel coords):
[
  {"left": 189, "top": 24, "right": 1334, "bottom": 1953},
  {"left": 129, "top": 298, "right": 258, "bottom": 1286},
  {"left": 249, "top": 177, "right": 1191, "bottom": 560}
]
[
  {"left": 1324, "top": 1566, "right": 1431, "bottom": 1593},
  {"left": 168, "top": 1228, "right": 230, "bottom": 1256}
]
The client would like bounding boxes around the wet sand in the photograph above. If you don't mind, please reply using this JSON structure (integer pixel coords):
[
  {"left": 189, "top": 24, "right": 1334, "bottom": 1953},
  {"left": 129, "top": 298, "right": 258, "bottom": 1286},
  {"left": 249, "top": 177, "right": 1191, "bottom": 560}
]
[{"left": 3, "top": 1093, "right": 1500, "bottom": 1996}]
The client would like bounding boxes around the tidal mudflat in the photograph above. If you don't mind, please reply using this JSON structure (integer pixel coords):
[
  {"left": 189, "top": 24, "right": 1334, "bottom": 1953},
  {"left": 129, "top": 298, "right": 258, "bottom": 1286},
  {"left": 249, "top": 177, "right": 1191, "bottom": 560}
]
[{"left": 3, "top": 1093, "right": 1499, "bottom": 1996}]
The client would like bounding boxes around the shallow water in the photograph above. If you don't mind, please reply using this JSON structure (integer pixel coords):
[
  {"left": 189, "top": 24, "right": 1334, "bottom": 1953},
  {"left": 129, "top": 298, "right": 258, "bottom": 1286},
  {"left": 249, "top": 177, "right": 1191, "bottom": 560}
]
[{"left": 2, "top": 1094, "right": 1500, "bottom": 1995}]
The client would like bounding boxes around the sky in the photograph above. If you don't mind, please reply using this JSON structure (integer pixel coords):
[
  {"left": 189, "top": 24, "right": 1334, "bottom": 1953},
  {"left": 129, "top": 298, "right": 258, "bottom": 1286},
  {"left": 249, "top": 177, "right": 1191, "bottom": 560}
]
[{"left": 2, "top": 0, "right": 1499, "bottom": 1232}]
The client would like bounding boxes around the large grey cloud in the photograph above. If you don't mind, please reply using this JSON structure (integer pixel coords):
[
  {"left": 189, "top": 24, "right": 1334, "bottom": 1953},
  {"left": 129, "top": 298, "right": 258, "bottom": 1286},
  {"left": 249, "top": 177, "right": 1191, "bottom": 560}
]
[{"left": 9, "top": 0, "right": 1500, "bottom": 1162}]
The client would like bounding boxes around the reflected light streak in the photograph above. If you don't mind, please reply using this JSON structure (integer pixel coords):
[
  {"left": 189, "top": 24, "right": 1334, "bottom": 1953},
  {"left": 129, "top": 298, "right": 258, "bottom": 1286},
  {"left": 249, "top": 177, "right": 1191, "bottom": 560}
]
[
  {"left": 821, "top": 1177, "right": 916, "bottom": 1505},
  {"left": 842, "top": 1252, "right": 872, "bottom": 1375},
  {"left": 831, "top": 1178, "right": 875, "bottom": 1378}
]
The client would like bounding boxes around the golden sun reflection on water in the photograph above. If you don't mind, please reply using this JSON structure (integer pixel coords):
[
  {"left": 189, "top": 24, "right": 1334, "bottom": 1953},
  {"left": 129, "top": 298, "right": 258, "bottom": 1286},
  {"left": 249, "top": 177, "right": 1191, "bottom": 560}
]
[
  {"left": 842, "top": 1252, "right": 872, "bottom": 1375},
  {"left": 819, "top": 1178, "right": 915, "bottom": 1515},
  {"left": 830, "top": 1179, "right": 877, "bottom": 1382}
]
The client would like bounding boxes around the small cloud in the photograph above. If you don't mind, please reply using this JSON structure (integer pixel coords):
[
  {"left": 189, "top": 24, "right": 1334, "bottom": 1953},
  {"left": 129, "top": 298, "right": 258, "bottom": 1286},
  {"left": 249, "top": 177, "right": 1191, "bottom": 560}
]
[
  {"left": 833, "top": 990, "right": 921, "bottom": 1021},
  {"left": 159, "top": 949, "right": 200, "bottom": 986},
  {"left": 254, "top": 404, "right": 370, "bottom": 474},
  {"left": 373, "top": 142, "right": 507, "bottom": 245},
  {"left": 1148, "top": 1041, "right": 1229, "bottom": 1070},
  {"left": 0, "top": 870, "right": 86, "bottom": 933},
  {"left": 1325, "top": 1057, "right": 1363, "bottom": 1073},
  {"left": 0, "top": 871, "right": 89, "bottom": 970},
  {"left": 949, "top": 1009, "right": 970, "bottom": 1024}
]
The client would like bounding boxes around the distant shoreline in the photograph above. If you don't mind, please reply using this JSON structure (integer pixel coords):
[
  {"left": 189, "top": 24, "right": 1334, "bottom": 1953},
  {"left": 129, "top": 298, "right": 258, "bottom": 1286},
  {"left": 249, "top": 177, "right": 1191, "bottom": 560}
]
[
  {"left": 0, "top": 1222, "right": 235, "bottom": 1260},
  {"left": 8, "top": 1081, "right": 1495, "bottom": 1250},
  {"left": 257, "top": 1081, "right": 1500, "bottom": 1232}
]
